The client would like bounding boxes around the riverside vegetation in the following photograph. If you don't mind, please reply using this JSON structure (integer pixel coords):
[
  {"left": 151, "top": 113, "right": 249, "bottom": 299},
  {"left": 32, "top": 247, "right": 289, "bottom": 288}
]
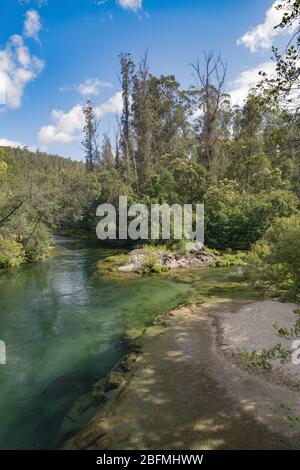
[
  {"left": 3, "top": 0, "right": 300, "bottom": 450},
  {"left": 2, "top": 2, "right": 300, "bottom": 301}
]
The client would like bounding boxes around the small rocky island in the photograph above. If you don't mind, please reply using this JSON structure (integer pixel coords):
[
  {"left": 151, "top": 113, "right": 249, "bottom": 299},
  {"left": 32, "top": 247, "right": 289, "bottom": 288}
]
[{"left": 97, "top": 245, "right": 217, "bottom": 275}]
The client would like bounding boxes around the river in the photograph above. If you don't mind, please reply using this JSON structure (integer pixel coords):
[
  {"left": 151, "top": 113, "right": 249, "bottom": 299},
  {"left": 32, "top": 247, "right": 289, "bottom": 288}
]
[{"left": 0, "top": 237, "right": 197, "bottom": 449}]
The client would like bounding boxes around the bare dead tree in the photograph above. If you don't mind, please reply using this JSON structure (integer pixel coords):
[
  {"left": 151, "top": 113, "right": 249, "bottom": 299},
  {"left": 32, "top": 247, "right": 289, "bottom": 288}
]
[{"left": 191, "top": 52, "right": 228, "bottom": 169}]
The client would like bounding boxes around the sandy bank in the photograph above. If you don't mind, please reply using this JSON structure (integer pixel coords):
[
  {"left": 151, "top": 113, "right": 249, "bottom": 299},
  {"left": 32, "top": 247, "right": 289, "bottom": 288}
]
[
  {"left": 67, "top": 301, "right": 300, "bottom": 450},
  {"left": 216, "top": 300, "right": 300, "bottom": 390}
]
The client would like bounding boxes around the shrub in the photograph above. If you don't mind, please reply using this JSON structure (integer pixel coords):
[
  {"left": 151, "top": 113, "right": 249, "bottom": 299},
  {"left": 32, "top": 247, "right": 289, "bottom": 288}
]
[
  {"left": 247, "top": 215, "right": 300, "bottom": 300},
  {"left": 205, "top": 180, "right": 298, "bottom": 250},
  {"left": 213, "top": 252, "right": 247, "bottom": 268},
  {"left": 106, "top": 253, "right": 130, "bottom": 267},
  {"left": 136, "top": 251, "right": 169, "bottom": 274},
  {"left": 24, "top": 223, "right": 52, "bottom": 262},
  {"left": 0, "top": 239, "right": 25, "bottom": 268}
]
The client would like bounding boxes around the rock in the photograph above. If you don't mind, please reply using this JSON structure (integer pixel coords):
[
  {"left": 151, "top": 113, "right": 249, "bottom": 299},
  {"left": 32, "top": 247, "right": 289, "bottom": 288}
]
[
  {"left": 105, "top": 371, "right": 127, "bottom": 392},
  {"left": 185, "top": 241, "right": 204, "bottom": 251},
  {"left": 118, "top": 263, "right": 136, "bottom": 272},
  {"left": 95, "top": 436, "right": 112, "bottom": 449},
  {"left": 92, "top": 378, "right": 106, "bottom": 391},
  {"left": 91, "top": 390, "right": 107, "bottom": 406},
  {"left": 75, "top": 417, "right": 109, "bottom": 449},
  {"left": 117, "top": 352, "right": 139, "bottom": 372},
  {"left": 114, "top": 247, "right": 216, "bottom": 274}
]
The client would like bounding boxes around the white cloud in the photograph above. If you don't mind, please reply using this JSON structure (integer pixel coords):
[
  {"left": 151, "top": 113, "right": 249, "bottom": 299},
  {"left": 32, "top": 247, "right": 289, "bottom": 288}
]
[
  {"left": 38, "top": 105, "right": 85, "bottom": 145},
  {"left": 38, "top": 92, "right": 123, "bottom": 145},
  {"left": 117, "top": 0, "right": 142, "bottom": 12},
  {"left": 23, "top": 10, "right": 41, "bottom": 42},
  {"left": 95, "top": 91, "right": 123, "bottom": 117},
  {"left": 237, "top": 1, "right": 297, "bottom": 53},
  {"left": 229, "top": 61, "right": 276, "bottom": 105},
  {"left": 0, "top": 137, "right": 27, "bottom": 148},
  {"left": 60, "top": 78, "right": 113, "bottom": 96},
  {"left": 0, "top": 34, "right": 44, "bottom": 109}
]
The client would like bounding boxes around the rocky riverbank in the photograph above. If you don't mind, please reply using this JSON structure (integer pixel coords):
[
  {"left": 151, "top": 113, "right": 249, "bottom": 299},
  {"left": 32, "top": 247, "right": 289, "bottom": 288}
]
[{"left": 62, "top": 300, "right": 300, "bottom": 450}]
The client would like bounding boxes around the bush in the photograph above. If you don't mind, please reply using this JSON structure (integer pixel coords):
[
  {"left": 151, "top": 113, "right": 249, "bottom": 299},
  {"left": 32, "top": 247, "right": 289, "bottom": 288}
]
[
  {"left": 213, "top": 252, "right": 247, "bottom": 267},
  {"left": 205, "top": 180, "right": 298, "bottom": 250},
  {"left": 0, "top": 239, "right": 25, "bottom": 268},
  {"left": 247, "top": 215, "right": 300, "bottom": 300},
  {"left": 137, "top": 251, "right": 169, "bottom": 274},
  {"left": 105, "top": 254, "right": 130, "bottom": 267},
  {"left": 24, "top": 223, "right": 52, "bottom": 262}
]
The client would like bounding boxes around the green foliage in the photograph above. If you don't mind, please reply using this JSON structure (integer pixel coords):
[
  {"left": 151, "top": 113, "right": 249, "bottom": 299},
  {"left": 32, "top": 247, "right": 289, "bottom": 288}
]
[
  {"left": 237, "top": 343, "right": 291, "bottom": 371},
  {"left": 138, "top": 262, "right": 169, "bottom": 275},
  {"left": 273, "top": 309, "right": 300, "bottom": 339},
  {"left": 2, "top": 49, "right": 300, "bottom": 270},
  {"left": 279, "top": 402, "right": 300, "bottom": 431},
  {"left": 105, "top": 253, "right": 130, "bottom": 267},
  {"left": 205, "top": 180, "right": 298, "bottom": 250},
  {"left": 96, "top": 253, "right": 130, "bottom": 275},
  {"left": 0, "top": 239, "right": 25, "bottom": 268},
  {"left": 169, "top": 239, "right": 190, "bottom": 254},
  {"left": 247, "top": 215, "right": 300, "bottom": 300},
  {"left": 24, "top": 223, "right": 52, "bottom": 262},
  {"left": 213, "top": 252, "right": 247, "bottom": 268},
  {"left": 137, "top": 251, "right": 166, "bottom": 274}
]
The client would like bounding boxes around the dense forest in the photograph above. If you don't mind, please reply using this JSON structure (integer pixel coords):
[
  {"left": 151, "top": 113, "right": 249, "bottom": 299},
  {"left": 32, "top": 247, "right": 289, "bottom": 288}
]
[{"left": 1, "top": 1, "right": 300, "bottom": 302}]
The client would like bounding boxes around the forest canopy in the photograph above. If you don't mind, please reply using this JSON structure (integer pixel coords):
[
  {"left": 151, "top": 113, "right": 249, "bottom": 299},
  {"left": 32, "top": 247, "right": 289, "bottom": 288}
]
[{"left": 1, "top": 1, "right": 300, "bottom": 273}]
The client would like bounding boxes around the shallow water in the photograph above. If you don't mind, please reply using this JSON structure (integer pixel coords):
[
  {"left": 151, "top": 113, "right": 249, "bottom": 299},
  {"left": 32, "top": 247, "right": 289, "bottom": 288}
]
[{"left": 0, "top": 238, "right": 195, "bottom": 449}]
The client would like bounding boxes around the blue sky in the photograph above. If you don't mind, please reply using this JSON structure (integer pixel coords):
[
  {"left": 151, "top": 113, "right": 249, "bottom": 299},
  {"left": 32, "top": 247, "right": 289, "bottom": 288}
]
[{"left": 0, "top": 0, "right": 292, "bottom": 160}]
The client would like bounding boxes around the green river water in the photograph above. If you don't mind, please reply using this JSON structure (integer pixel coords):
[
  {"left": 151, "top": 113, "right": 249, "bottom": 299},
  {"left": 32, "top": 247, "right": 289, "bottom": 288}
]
[
  {"left": 0, "top": 237, "right": 250, "bottom": 449},
  {"left": 0, "top": 238, "right": 199, "bottom": 449}
]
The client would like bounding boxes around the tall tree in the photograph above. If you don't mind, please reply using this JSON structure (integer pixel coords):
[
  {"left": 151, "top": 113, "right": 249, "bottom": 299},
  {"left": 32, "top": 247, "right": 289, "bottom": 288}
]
[
  {"left": 100, "top": 133, "right": 114, "bottom": 170},
  {"left": 132, "top": 52, "right": 152, "bottom": 190},
  {"left": 190, "top": 52, "right": 229, "bottom": 170},
  {"left": 82, "top": 100, "right": 99, "bottom": 172},
  {"left": 119, "top": 53, "right": 136, "bottom": 184},
  {"left": 150, "top": 74, "right": 190, "bottom": 167}
]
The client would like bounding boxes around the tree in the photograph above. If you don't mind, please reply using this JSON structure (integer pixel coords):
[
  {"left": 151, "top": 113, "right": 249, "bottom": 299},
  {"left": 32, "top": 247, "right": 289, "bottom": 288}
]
[
  {"left": 248, "top": 214, "right": 300, "bottom": 301},
  {"left": 190, "top": 52, "right": 229, "bottom": 171},
  {"left": 132, "top": 52, "right": 152, "bottom": 190},
  {"left": 258, "top": 1, "right": 300, "bottom": 111},
  {"left": 82, "top": 100, "right": 99, "bottom": 172},
  {"left": 100, "top": 133, "right": 114, "bottom": 170},
  {"left": 119, "top": 53, "right": 136, "bottom": 184}
]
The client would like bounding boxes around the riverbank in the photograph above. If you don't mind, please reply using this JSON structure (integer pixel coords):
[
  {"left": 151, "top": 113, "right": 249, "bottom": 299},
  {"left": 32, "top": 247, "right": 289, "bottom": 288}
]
[{"left": 66, "top": 299, "right": 300, "bottom": 450}]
